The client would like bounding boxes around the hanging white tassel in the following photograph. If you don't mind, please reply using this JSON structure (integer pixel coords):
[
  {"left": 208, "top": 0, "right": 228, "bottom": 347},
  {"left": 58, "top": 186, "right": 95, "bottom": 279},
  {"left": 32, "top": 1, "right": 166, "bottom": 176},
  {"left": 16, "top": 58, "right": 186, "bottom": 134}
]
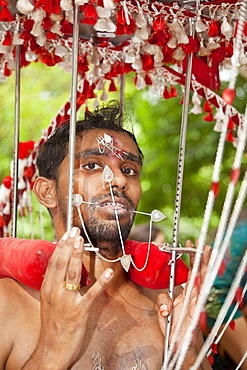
[
  {"left": 136, "top": 10, "right": 147, "bottom": 28},
  {"left": 97, "top": 6, "right": 111, "bottom": 18},
  {"left": 103, "top": 0, "right": 115, "bottom": 10},
  {"left": 60, "top": 0, "right": 73, "bottom": 11},
  {"left": 16, "top": 0, "right": 34, "bottom": 14},
  {"left": 135, "top": 74, "right": 146, "bottom": 90},
  {"left": 221, "top": 17, "right": 233, "bottom": 38},
  {"left": 195, "top": 17, "right": 208, "bottom": 33}
]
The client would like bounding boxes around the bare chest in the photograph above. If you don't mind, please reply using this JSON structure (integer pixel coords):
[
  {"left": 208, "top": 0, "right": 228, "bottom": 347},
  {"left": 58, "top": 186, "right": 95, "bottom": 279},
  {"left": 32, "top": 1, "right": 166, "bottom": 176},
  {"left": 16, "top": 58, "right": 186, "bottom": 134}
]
[
  {"left": 73, "top": 296, "right": 164, "bottom": 369},
  {"left": 9, "top": 291, "right": 164, "bottom": 370}
]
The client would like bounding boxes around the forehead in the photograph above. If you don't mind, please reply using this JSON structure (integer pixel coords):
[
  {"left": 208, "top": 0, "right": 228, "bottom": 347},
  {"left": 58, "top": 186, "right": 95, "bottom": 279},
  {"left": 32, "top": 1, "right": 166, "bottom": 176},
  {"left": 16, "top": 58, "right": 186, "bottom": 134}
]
[{"left": 76, "top": 128, "right": 140, "bottom": 158}]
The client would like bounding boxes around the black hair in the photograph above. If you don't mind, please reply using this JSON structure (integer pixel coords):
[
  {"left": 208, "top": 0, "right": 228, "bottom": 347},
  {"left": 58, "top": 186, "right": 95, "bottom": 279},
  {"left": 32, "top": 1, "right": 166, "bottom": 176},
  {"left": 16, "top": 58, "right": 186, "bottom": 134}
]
[{"left": 36, "top": 100, "right": 144, "bottom": 181}]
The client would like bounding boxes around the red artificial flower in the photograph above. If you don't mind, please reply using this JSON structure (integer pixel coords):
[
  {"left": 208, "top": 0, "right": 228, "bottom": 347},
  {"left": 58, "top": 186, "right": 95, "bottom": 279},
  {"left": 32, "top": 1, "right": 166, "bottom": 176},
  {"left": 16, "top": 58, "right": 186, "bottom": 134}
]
[
  {"left": 203, "top": 100, "right": 212, "bottom": 113},
  {"left": 208, "top": 19, "right": 220, "bottom": 37},
  {"left": 203, "top": 112, "right": 214, "bottom": 122},
  {"left": 153, "top": 15, "right": 166, "bottom": 31},
  {"left": 18, "top": 141, "right": 35, "bottom": 159},
  {"left": 108, "top": 80, "right": 117, "bottom": 92},
  {"left": 142, "top": 53, "right": 154, "bottom": 71},
  {"left": 0, "top": 5, "right": 13, "bottom": 21},
  {"left": 84, "top": 2, "right": 98, "bottom": 19},
  {"left": 163, "top": 86, "right": 171, "bottom": 99},
  {"left": 60, "top": 20, "right": 73, "bottom": 35},
  {"left": 170, "top": 84, "right": 178, "bottom": 97},
  {"left": 2, "top": 31, "right": 12, "bottom": 46},
  {"left": 226, "top": 129, "right": 234, "bottom": 143},
  {"left": 3, "top": 62, "right": 11, "bottom": 76},
  {"left": 2, "top": 176, "right": 12, "bottom": 189},
  {"left": 144, "top": 73, "right": 152, "bottom": 86},
  {"left": 42, "top": 15, "right": 53, "bottom": 30},
  {"left": 117, "top": 7, "right": 126, "bottom": 24}
]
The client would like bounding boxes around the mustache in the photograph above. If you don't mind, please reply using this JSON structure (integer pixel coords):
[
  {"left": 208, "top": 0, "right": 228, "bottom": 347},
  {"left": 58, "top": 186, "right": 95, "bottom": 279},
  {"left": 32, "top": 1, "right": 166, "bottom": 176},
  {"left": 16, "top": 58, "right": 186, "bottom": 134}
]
[{"left": 88, "top": 190, "right": 135, "bottom": 211}]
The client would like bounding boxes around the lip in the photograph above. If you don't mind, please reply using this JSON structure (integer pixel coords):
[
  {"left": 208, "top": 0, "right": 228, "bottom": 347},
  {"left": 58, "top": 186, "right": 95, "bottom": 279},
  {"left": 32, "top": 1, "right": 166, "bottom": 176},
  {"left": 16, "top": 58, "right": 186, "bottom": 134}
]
[{"left": 97, "top": 197, "right": 132, "bottom": 214}]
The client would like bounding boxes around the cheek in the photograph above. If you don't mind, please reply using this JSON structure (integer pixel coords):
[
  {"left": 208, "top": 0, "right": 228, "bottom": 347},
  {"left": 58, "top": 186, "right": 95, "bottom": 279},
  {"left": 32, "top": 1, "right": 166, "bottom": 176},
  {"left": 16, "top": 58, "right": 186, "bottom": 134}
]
[{"left": 74, "top": 174, "right": 103, "bottom": 199}]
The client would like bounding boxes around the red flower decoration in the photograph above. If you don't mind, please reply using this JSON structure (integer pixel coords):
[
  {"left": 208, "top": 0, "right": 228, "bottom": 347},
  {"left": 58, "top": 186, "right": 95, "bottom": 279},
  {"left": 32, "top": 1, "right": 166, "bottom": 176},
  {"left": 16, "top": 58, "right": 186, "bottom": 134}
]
[
  {"left": 2, "top": 31, "right": 12, "bottom": 46},
  {"left": 60, "top": 20, "right": 73, "bottom": 35},
  {"left": 203, "top": 100, "right": 212, "bottom": 113},
  {"left": 18, "top": 141, "right": 35, "bottom": 159},
  {"left": 2, "top": 176, "right": 12, "bottom": 189},
  {"left": 226, "top": 129, "right": 234, "bottom": 143},
  {"left": 153, "top": 15, "right": 166, "bottom": 31},
  {"left": 208, "top": 19, "right": 220, "bottom": 37},
  {"left": 108, "top": 80, "right": 117, "bottom": 92},
  {"left": 142, "top": 53, "right": 154, "bottom": 71},
  {"left": 144, "top": 73, "right": 152, "bottom": 86},
  {"left": 84, "top": 2, "right": 98, "bottom": 19},
  {"left": 0, "top": 5, "right": 13, "bottom": 21},
  {"left": 170, "top": 84, "right": 178, "bottom": 97},
  {"left": 117, "top": 7, "right": 126, "bottom": 24},
  {"left": 163, "top": 86, "right": 171, "bottom": 99}
]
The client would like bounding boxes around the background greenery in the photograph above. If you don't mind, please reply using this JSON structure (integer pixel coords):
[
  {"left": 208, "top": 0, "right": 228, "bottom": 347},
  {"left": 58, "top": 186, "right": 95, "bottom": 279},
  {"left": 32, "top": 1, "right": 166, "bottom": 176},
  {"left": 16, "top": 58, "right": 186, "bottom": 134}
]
[{"left": 0, "top": 62, "right": 246, "bottom": 245}]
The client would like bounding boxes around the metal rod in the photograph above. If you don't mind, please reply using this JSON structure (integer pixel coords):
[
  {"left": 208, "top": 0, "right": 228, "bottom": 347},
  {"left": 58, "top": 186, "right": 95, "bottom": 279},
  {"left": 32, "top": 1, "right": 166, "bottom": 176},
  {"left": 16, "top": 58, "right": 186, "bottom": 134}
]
[
  {"left": 66, "top": 4, "right": 80, "bottom": 232},
  {"left": 119, "top": 70, "right": 125, "bottom": 126},
  {"left": 162, "top": 22, "right": 194, "bottom": 368},
  {"left": 11, "top": 44, "right": 21, "bottom": 238}
]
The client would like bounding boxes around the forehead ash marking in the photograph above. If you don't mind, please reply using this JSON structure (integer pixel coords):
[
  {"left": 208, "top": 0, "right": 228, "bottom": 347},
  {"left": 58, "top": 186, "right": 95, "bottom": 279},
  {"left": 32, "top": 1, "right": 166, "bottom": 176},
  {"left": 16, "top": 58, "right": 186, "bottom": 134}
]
[{"left": 96, "top": 133, "right": 129, "bottom": 160}]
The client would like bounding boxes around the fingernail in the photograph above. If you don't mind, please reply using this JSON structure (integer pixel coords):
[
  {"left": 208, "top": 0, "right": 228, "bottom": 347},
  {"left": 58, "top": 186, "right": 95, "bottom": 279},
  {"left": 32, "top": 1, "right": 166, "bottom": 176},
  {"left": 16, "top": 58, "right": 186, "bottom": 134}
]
[
  {"left": 160, "top": 304, "right": 169, "bottom": 317},
  {"left": 104, "top": 269, "right": 114, "bottom": 279},
  {"left": 188, "top": 240, "right": 194, "bottom": 248},
  {"left": 70, "top": 227, "right": 78, "bottom": 238},
  {"left": 62, "top": 231, "right": 69, "bottom": 240},
  {"left": 74, "top": 237, "right": 82, "bottom": 249}
]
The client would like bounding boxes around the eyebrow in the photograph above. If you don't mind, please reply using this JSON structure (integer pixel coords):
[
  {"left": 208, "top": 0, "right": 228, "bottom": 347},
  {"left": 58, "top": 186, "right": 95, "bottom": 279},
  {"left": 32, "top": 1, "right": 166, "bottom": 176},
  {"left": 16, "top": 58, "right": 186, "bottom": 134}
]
[{"left": 74, "top": 148, "right": 142, "bottom": 166}]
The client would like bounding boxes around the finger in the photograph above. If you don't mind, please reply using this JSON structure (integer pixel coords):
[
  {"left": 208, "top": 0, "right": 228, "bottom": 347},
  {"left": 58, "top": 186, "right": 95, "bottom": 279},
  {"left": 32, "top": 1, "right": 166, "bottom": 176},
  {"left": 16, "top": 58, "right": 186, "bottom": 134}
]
[
  {"left": 200, "top": 244, "right": 212, "bottom": 283},
  {"left": 64, "top": 235, "right": 84, "bottom": 287},
  {"left": 157, "top": 293, "right": 173, "bottom": 318},
  {"left": 82, "top": 268, "right": 114, "bottom": 309},
  {"left": 186, "top": 240, "right": 196, "bottom": 269},
  {"left": 42, "top": 227, "right": 80, "bottom": 290}
]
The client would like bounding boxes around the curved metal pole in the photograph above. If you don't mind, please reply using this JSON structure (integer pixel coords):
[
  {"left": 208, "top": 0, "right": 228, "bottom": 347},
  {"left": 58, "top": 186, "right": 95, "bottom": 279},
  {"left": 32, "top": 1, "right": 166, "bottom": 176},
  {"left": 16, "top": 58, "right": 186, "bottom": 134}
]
[
  {"left": 11, "top": 44, "right": 21, "bottom": 238},
  {"left": 66, "top": 4, "right": 80, "bottom": 232}
]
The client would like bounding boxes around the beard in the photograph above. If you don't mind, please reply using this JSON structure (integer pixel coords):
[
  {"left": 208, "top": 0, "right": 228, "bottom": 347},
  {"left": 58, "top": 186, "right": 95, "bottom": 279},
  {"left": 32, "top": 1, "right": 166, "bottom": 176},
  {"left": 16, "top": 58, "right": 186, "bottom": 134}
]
[{"left": 56, "top": 187, "right": 135, "bottom": 258}]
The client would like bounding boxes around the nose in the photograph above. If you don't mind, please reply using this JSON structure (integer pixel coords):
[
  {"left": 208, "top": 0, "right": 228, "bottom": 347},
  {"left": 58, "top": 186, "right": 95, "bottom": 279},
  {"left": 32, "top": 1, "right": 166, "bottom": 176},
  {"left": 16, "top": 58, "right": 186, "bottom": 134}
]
[{"left": 104, "top": 167, "right": 127, "bottom": 190}]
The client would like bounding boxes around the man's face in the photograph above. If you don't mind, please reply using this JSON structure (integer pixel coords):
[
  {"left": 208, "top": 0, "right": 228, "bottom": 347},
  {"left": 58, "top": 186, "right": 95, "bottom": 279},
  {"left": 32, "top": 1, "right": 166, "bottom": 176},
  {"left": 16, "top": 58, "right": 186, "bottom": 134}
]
[{"left": 55, "top": 128, "right": 142, "bottom": 257}]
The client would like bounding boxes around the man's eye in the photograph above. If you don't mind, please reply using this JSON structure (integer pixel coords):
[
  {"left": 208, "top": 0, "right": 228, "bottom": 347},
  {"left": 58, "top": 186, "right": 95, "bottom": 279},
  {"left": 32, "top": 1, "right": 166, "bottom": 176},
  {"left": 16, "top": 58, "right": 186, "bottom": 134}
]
[
  {"left": 82, "top": 163, "right": 101, "bottom": 170},
  {"left": 122, "top": 167, "right": 136, "bottom": 176}
]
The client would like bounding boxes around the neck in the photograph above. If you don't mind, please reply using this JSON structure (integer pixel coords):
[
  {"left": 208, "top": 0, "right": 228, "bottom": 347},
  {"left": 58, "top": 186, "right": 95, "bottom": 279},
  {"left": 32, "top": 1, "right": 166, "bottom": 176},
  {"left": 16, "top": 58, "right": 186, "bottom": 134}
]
[{"left": 83, "top": 250, "right": 128, "bottom": 293}]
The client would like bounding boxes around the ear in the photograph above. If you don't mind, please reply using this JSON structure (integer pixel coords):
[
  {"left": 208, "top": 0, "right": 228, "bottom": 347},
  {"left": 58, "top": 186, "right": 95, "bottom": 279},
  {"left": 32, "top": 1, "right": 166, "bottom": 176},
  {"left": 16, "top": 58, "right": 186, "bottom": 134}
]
[{"left": 33, "top": 177, "right": 57, "bottom": 209}]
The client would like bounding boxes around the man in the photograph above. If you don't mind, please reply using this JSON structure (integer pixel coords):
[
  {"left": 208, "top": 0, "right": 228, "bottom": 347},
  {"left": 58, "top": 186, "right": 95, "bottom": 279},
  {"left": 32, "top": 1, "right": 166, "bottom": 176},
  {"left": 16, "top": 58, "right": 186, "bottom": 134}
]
[{"left": 0, "top": 101, "right": 212, "bottom": 369}]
